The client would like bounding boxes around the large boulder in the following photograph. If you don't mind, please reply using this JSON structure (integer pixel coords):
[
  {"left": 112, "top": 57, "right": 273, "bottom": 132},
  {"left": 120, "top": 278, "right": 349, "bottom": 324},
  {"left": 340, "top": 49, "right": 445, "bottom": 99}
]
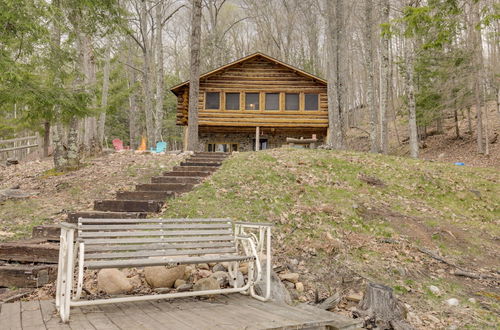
[
  {"left": 144, "top": 265, "right": 186, "bottom": 288},
  {"left": 97, "top": 269, "right": 133, "bottom": 295},
  {"left": 254, "top": 265, "right": 292, "bottom": 305},
  {"left": 193, "top": 277, "right": 220, "bottom": 291}
]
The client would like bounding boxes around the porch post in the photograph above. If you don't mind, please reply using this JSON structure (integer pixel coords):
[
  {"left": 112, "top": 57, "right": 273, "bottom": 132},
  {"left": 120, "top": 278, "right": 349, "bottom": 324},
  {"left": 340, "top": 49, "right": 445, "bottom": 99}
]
[
  {"left": 183, "top": 126, "right": 188, "bottom": 152},
  {"left": 255, "top": 126, "right": 260, "bottom": 151}
]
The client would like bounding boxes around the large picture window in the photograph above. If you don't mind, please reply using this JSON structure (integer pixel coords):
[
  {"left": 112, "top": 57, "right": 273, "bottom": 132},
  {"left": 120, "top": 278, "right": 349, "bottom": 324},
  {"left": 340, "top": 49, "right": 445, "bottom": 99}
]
[
  {"left": 285, "top": 93, "right": 299, "bottom": 111},
  {"left": 205, "top": 92, "right": 220, "bottom": 109},
  {"left": 245, "top": 93, "right": 260, "bottom": 110},
  {"left": 225, "top": 93, "right": 240, "bottom": 110},
  {"left": 265, "top": 93, "right": 279, "bottom": 110},
  {"left": 304, "top": 93, "right": 319, "bottom": 111}
]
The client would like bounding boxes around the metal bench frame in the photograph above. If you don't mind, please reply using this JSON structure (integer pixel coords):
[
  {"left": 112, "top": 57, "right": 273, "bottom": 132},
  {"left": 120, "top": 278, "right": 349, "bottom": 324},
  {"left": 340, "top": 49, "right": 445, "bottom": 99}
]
[{"left": 56, "top": 218, "right": 272, "bottom": 323}]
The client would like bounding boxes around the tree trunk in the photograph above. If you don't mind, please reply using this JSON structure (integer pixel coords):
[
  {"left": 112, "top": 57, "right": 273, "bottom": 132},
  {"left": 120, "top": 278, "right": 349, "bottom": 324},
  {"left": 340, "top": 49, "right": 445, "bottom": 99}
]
[
  {"left": 140, "top": 0, "right": 155, "bottom": 148},
  {"left": 127, "top": 47, "right": 139, "bottom": 150},
  {"left": 405, "top": 40, "right": 418, "bottom": 159},
  {"left": 364, "top": 0, "right": 378, "bottom": 153},
  {"left": 97, "top": 41, "right": 111, "bottom": 148},
  {"left": 379, "top": 0, "right": 390, "bottom": 154},
  {"left": 454, "top": 109, "right": 460, "bottom": 139},
  {"left": 326, "top": 0, "right": 346, "bottom": 149},
  {"left": 154, "top": 2, "right": 165, "bottom": 144},
  {"left": 43, "top": 121, "right": 50, "bottom": 157},
  {"left": 80, "top": 33, "right": 98, "bottom": 153},
  {"left": 356, "top": 283, "right": 413, "bottom": 330},
  {"left": 65, "top": 116, "right": 80, "bottom": 170},
  {"left": 473, "top": 1, "right": 484, "bottom": 153},
  {"left": 186, "top": 0, "right": 203, "bottom": 151}
]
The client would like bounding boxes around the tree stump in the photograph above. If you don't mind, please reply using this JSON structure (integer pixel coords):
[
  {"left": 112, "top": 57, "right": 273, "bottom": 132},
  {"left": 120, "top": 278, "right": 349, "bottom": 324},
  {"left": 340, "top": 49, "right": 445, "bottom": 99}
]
[{"left": 355, "top": 283, "right": 413, "bottom": 330}]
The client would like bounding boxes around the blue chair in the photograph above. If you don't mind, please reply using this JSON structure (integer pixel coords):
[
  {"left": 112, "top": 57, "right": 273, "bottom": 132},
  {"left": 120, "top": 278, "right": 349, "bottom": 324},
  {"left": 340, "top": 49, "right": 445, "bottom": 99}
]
[{"left": 151, "top": 141, "right": 167, "bottom": 153}]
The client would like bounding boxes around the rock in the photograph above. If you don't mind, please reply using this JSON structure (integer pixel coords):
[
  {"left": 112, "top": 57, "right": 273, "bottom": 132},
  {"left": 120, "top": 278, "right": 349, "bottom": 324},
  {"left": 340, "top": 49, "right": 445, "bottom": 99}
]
[
  {"left": 177, "top": 284, "right": 193, "bottom": 292},
  {"left": 174, "top": 279, "right": 186, "bottom": 288},
  {"left": 468, "top": 298, "right": 477, "bottom": 304},
  {"left": 254, "top": 265, "right": 292, "bottom": 305},
  {"left": 239, "top": 264, "right": 248, "bottom": 275},
  {"left": 208, "top": 262, "right": 217, "bottom": 267},
  {"left": 5, "top": 158, "right": 19, "bottom": 166},
  {"left": 193, "top": 277, "right": 220, "bottom": 291},
  {"left": 279, "top": 273, "right": 299, "bottom": 284},
  {"left": 184, "top": 265, "right": 196, "bottom": 280},
  {"left": 429, "top": 285, "right": 441, "bottom": 295},
  {"left": 446, "top": 298, "right": 459, "bottom": 306},
  {"left": 144, "top": 265, "right": 186, "bottom": 288},
  {"left": 295, "top": 282, "right": 304, "bottom": 292},
  {"left": 283, "top": 281, "right": 295, "bottom": 289},
  {"left": 289, "top": 259, "right": 299, "bottom": 265},
  {"left": 198, "top": 269, "right": 212, "bottom": 278},
  {"left": 210, "top": 271, "right": 230, "bottom": 287},
  {"left": 229, "top": 271, "right": 244, "bottom": 288},
  {"left": 97, "top": 269, "right": 133, "bottom": 295},
  {"left": 346, "top": 292, "right": 363, "bottom": 303},
  {"left": 212, "top": 263, "right": 226, "bottom": 272},
  {"left": 155, "top": 287, "right": 172, "bottom": 294},
  {"left": 198, "top": 263, "right": 210, "bottom": 270},
  {"left": 128, "top": 275, "right": 142, "bottom": 288}
]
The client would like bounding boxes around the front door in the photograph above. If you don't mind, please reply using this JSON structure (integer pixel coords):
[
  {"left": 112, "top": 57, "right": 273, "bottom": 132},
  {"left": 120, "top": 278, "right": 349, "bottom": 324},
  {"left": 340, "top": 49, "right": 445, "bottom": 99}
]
[
  {"left": 252, "top": 138, "right": 268, "bottom": 151},
  {"left": 207, "top": 143, "right": 238, "bottom": 152}
]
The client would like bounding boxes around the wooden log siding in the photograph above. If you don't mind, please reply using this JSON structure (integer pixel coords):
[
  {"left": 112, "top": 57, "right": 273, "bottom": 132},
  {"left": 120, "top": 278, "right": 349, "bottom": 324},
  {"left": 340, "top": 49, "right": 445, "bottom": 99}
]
[{"left": 173, "top": 53, "right": 328, "bottom": 128}]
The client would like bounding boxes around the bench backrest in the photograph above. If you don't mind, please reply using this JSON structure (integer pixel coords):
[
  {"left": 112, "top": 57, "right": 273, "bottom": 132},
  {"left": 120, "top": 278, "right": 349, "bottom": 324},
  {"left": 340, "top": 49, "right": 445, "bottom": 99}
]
[{"left": 77, "top": 218, "right": 237, "bottom": 263}]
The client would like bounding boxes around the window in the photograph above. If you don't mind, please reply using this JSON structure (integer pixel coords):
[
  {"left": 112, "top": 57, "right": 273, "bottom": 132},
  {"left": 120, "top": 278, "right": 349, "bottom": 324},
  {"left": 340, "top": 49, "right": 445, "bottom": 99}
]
[
  {"left": 245, "top": 93, "right": 260, "bottom": 110},
  {"left": 305, "top": 93, "right": 319, "bottom": 111},
  {"left": 207, "top": 143, "right": 238, "bottom": 152},
  {"left": 285, "top": 93, "right": 299, "bottom": 111},
  {"left": 205, "top": 92, "right": 220, "bottom": 109},
  {"left": 265, "top": 93, "right": 279, "bottom": 110},
  {"left": 225, "top": 93, "right": 240, "bottom": 110}
]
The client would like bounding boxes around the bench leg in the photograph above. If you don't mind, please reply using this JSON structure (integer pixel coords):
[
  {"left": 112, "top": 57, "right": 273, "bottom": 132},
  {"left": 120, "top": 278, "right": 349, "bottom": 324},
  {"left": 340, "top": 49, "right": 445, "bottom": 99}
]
[
  {"left": 74, "top": 243, "right": 84, "bottom": 300},
  {"left": 58, "top": 228, "right": 75, "bottom": 323},
  {"left": 250, "top": 226, "right": 271, "bottom": 302}
]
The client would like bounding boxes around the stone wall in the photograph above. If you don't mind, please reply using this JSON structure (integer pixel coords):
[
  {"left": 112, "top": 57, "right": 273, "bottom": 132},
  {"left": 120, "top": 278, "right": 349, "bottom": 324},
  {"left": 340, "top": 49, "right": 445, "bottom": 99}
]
[{"left": 199, "top": 132, "right": 325, "bottom": 152}]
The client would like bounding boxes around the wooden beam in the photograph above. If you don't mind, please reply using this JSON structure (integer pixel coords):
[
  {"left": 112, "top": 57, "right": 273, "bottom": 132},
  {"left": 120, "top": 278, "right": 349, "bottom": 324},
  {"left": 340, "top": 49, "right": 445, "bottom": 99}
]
[{"left": 255, "top": 126, "right": 260, "bottom": 151}]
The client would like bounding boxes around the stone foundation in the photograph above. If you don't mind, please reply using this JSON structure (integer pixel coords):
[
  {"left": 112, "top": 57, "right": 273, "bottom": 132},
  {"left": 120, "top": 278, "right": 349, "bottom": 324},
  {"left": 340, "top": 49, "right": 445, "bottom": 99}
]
[{"left": 198, "top": 132, "right": 325, "bottom": 152}]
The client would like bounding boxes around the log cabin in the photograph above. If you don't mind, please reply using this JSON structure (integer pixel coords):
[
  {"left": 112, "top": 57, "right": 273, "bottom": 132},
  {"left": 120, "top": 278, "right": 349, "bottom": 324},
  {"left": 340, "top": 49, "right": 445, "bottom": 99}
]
[{"left": 170, "top": 52, "right": 328, "bottom": 152}]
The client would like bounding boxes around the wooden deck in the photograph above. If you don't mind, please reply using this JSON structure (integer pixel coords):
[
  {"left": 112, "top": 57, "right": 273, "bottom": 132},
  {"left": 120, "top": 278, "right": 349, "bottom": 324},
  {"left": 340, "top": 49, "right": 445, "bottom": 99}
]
[{"left": 0, "top": 294, "right": 362, "bottom": 330}]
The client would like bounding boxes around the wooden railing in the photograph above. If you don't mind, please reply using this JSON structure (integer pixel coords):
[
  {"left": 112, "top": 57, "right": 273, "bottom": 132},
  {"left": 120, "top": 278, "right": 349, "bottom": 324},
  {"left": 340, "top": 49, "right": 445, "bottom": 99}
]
[{"left": 0, "top": 134, "right": 40, "bottom": 162}]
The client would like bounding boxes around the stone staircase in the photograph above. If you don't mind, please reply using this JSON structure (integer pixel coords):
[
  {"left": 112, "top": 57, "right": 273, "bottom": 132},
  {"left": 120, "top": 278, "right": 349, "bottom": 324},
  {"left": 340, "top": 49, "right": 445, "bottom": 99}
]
[{"left": 0, "top": 152, "right": 230, "bottom": 292}]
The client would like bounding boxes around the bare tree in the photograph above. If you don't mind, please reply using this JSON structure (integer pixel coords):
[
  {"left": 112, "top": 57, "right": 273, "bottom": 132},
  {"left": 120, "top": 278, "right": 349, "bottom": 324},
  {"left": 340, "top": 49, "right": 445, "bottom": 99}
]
[
  {"left": 379, "top": 0, "right": 390, "bottom": 153},
  {"left": 186, "top": 0, "right": 203, "bottom": 151},
  {"left": 97, "top": 40, "right": 112, "bottom": 148}
]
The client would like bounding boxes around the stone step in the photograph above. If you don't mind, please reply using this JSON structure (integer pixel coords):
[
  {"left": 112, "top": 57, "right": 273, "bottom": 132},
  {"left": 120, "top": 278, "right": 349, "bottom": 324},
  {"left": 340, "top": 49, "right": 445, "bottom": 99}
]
[
  {"left": 163, "top": 171, "right": 212, "bottom": 177},
  {"left": 173, "top": 165, "right": 218, "bottom": 172},
  {"left": 0, "top": 264, "right": 57, "bottom": 288},
  {"left": 136, "top": 183, "right": 194, "bottom": 193},
  {"left": 151, "top": 176, "right": 202, "bottom": 184},
  {"left": 67, "top": 211, "right": 147, "bottom": 223},
  {"left": 181, "top": 161, "right": 222, "bottom": 167},
  {"left": 94, "top": 200, "right": 164, "bottom": 212},
  {"left": 0, "top": 241, "right": 59, "bottom": 264},
  {"left": 32, "top": 225, "right": 61, "bottom": 241},
  {"left": 116, "top": 190, "right": 175, "bottom": 201}
]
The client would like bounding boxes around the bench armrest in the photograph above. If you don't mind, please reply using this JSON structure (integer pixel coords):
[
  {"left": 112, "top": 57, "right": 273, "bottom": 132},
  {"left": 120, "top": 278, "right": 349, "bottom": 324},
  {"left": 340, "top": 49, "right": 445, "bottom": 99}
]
[{"left": 60, "top": 222, "right": 78, "bottom": 230}]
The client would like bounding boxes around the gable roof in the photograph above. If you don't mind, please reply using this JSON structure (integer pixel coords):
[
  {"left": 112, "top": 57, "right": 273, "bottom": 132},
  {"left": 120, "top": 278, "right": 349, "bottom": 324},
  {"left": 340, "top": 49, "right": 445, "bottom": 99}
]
[{"left": 170, "top": 52, "right": 327, "bottom": 95}]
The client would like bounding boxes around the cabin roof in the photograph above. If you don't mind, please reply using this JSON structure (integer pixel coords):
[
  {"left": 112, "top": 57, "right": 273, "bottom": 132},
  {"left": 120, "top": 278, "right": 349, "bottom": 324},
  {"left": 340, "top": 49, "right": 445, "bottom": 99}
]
[{"left": 170, "top": 52, "right": 327, "bottom": 95}]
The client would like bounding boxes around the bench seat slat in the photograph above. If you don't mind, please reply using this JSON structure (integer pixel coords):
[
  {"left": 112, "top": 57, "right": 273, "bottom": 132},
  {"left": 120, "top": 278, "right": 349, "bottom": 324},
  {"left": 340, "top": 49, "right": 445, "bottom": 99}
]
[
  {"left": 79, "top": 229, "right": 232, "bottom": 238},
  {"left": 80, "top": 223, "right": 231, "bottom": 230},
  {"left": 84, "top": 255, "right": 254, "bottom": 269},
  {"left": 80, "top": 235, "right": 235, "bottom": 245},
  {"left": 85, "top": 241, "right": 235, "bottom": 252},
  {"left": 85, "top": 247, "right": 237, "bottom": 260},
  {"left": 78, "top": 218, "right": 232, "bottom": 224}
]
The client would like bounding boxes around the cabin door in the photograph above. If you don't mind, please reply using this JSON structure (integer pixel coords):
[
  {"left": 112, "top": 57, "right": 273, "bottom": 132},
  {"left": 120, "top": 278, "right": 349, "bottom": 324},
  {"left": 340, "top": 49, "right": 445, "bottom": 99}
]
[
  {"left": 207, "top": 143, "right": 238, "bottom": 152},
  {"left": 253, "top": 139, "right": 268, "bottom": 151}
]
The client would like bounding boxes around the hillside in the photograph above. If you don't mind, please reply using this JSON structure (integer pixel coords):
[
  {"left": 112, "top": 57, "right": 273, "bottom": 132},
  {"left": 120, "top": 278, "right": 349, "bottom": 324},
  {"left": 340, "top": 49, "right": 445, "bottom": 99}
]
[{"left": 161, "top": 149, "right": 500, "bottom": 329}]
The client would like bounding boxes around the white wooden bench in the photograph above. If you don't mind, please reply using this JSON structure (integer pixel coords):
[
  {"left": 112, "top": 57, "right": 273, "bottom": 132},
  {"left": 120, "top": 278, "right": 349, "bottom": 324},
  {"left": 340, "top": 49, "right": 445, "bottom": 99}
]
[{"left": 56, "top": 218, "right": 272, "bottom": 322}]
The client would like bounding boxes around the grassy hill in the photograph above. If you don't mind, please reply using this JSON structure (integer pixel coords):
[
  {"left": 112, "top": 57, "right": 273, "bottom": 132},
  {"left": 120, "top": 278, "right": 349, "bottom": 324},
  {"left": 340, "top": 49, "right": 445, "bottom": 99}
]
[{"left": 162, "top": 148, "right": 499, "bottom": 329}]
